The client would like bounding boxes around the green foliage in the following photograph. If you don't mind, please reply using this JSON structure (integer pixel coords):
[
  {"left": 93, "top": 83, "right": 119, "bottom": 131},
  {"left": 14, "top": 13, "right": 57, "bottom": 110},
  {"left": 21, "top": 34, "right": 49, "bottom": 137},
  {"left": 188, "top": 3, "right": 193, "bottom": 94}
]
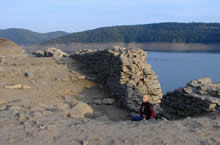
[
  {"left": 45, "top": 23, "right": 220, "bottom": 44},
  {"left": 0, "top": 28, "right": 68, "bottom": 45}
]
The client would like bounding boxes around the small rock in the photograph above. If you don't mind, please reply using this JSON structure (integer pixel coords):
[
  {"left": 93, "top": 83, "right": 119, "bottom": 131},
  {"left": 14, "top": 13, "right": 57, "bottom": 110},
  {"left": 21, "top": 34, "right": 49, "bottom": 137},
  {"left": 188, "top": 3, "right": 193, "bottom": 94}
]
[
  {"left": 9, "top": 105, "right": 21, "bottom": 111},
  {"left": 102, "top": 98, "right": 114, "bottom": 105},
  {"left": 39, "top": 124, "right": 46, "bottom": 130},
  {"left": 93, "top": 99, "right": 102, "bottom": 105},
  {"left": 143, "top": 69, "right": 148, "bottom": 75},
  {"left": 5, "top": 84, "right": 23, "bottom": 89},
  {"left": 209, "top": 103, "right": 217, "bottom": 111},
  {"left": 161, "top": 117, "right": 168, "bottom": 121},
  {"left": 4, "top": 84, "right": 31, "bottom": 89},
  {"left": 71, "top": 76, "right": 78, "bottom": 80},
  {"left": 32, "top": 111, "right": 43, "bottom": 117},
  {"left": 0, "top": 57, "right": 6, "bottom": 63},
  {"left": 183, "top": 87, "right": 193, "bottom": 94},
  {"left": 83, "top": 140, "right": 89, "bottom": 145},
  {"left": 26, "top": 131, "right": 35, "bottom": 137},
  {"left": 19, "top": 113, "right": 28, "bottom": 121},
  {"left": 0, "top": 105, "right": 8, "bottom": 111},
  {"left": 0, "top": 101, "right": 8, "bottom": 106},
  {"left": 46, "top": 105, "right": 59, "bottom": 112},
  {"left": 32, "top": 50, "right": 44, "bottom": 57},
  {"left": 76, "top": 75, "right": 86, "bottom": 80},
  {"left": 24, "top": 72, "right": 33, "bottom": 79}
]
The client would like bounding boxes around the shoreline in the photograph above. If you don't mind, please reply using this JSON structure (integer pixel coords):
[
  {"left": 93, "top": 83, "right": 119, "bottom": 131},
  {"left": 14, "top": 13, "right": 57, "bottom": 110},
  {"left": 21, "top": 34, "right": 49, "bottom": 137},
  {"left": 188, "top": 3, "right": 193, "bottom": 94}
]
[{"left": 23, "top": 42, "right": 220, "bottom": 54}]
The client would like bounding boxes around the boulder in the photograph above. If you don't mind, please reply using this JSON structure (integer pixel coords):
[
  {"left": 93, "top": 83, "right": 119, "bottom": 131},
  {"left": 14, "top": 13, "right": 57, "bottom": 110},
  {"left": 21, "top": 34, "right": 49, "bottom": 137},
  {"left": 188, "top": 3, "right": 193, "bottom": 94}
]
[{"left": 67, "top": 101, "right": 93, "bottom": 118}]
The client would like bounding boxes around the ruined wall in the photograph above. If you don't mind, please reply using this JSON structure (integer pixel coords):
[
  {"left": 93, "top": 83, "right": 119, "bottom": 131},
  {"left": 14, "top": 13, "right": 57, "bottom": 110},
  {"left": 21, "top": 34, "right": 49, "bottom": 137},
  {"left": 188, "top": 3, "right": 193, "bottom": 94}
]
[
  {"left": 161, "top": 78, "right": 220, "bottom": 116},
  {"left": 72, "top": 47, "right": 162, "bottom": 113}
]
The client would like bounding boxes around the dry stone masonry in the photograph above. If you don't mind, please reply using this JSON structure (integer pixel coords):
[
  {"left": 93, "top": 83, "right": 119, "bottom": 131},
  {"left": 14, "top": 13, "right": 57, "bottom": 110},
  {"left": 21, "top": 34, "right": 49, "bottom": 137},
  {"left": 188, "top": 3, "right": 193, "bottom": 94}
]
[
  {"left": 33, "top": 48, "right": 69, "bottom": 57},
  {"left": 72, "top": 47, "right": 162, "bottom": 113},
  {"left": 161, "top": 77, "right": 220, "bottom": 116}
]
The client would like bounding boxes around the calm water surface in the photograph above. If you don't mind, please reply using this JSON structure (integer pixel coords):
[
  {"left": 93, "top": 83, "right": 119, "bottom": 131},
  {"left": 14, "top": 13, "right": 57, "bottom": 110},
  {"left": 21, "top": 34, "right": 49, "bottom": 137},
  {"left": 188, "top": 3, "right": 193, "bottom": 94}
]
[{"left": 147, "top": 51, "right": 220, "bottom": 94}]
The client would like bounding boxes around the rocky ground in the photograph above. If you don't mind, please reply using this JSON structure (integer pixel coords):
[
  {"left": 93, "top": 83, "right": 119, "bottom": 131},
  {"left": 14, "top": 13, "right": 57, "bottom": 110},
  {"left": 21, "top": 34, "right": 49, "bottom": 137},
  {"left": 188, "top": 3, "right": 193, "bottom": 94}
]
[{"left": 0, "top": 45, "right": 220, "bottom": 145}]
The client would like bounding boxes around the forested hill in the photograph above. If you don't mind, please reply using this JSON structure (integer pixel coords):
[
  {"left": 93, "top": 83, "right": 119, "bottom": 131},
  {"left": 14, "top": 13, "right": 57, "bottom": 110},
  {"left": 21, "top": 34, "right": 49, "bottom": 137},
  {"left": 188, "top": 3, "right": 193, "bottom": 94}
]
[
  {"left": 0, "top": 28, "right": 68, "bottom": 45},
  {"left": 44, "top": 23, "right": 220, "bottom": 44}
]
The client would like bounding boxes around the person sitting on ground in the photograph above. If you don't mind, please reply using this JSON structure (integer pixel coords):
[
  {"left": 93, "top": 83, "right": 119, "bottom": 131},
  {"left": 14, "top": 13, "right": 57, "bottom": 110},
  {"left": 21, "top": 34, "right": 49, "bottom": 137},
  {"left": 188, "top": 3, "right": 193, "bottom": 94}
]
[{"left": 132, "top": 95, "right": 155, "bottom": 121}]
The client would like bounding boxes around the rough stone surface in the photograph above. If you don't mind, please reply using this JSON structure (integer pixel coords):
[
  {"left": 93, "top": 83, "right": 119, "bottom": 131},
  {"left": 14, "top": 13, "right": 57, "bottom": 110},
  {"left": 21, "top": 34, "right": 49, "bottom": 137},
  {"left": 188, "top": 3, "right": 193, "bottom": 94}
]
[
  {"left": 33, "top": 48, "right": 69, "bottom": 57},
  {"left": 32, "top": 50, "right": 44, "bottom": 57},
  {"left": 93, "top": 99, "right": 102, "bottom": 105},
  {"left": 72, "top": 47, "right": 162, "bottom": 113},
  {"left": 161, "top": 77, "right": 220, "bottom": 116},
  {"left": 0, "top": 57, "right": 6, "bottom": 63},
  {"left": 0, "top": 105, "right": 8, "bottom": 111},
  {"left": 56, "top": 102, "right": 71, "bottom": 111},
  {"left": 67, "top": 101, "right": 93, "bottom": 118},
  {"left": 102, "top": 98, "right": 115, "bottom": 105}
]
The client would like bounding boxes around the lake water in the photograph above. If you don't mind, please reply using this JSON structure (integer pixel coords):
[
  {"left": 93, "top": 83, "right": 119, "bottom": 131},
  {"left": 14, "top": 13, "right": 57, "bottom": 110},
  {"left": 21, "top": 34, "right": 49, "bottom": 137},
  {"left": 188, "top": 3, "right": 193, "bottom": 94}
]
[{"left": 147, "top": 51, "right": 220, "bottom": 94}]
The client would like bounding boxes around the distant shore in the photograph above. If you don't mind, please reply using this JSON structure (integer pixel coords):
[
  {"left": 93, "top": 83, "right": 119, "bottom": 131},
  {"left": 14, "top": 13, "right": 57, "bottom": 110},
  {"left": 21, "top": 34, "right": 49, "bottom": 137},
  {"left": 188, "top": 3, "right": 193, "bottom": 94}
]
[{"left": 22, "top": 42, "right": 220, "bottom": 54}]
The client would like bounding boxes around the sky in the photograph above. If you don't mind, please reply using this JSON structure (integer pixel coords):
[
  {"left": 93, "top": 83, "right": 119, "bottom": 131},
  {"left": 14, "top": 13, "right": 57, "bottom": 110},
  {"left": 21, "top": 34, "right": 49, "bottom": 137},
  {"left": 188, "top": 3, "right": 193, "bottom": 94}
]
[{"left": 0, "top": 0, "right": 220, "bottom": 33}]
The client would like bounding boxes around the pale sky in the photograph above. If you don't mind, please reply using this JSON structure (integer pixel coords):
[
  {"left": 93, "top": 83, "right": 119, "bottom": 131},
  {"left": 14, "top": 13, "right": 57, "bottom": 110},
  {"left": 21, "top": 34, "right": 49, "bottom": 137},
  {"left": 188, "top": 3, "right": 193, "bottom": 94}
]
[{"left": 0, "top": 0, "right": 219, "bottom": 33}]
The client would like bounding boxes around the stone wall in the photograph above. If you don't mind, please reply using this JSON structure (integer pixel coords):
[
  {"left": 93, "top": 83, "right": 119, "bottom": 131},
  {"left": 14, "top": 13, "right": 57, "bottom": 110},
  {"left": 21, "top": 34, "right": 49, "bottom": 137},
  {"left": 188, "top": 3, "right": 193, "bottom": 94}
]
[
  {"left": 33, "top": 48, "right": 69, "bottom": 57},
  {"left": 161, "top": 78, "right": 220, "bottom": 116},
  {"left": 72, "top": 47, "right": 162, "bottom": 113}
]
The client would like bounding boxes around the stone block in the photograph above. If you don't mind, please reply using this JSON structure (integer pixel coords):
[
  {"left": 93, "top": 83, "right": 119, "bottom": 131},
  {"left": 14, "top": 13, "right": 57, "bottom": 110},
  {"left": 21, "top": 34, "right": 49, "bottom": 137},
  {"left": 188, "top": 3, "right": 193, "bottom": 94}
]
[{"left": 102, "top": 98, "right": 115, "bottom": 105}]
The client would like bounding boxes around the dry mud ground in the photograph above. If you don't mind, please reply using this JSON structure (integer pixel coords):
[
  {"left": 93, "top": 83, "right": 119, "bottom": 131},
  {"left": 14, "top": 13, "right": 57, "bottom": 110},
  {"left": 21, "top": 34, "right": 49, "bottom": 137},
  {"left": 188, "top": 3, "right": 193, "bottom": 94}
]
[{"left": 0, "top": 55, "right": 220, "bottom": 145}]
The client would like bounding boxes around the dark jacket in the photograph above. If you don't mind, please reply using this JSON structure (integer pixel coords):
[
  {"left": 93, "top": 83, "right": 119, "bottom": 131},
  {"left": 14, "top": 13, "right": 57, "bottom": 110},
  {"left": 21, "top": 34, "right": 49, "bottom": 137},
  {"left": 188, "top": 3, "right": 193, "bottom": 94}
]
[{"left": 139, "top": 102, "right": 155, "bottom": 120}]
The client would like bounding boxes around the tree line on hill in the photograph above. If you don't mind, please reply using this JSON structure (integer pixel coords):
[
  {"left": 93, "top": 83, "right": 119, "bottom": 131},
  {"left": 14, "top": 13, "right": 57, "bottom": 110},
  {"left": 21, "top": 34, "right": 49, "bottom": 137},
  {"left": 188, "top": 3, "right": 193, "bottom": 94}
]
[
  {"left": 0, "top": 28, "right": 68, "bottom": 45},
  {"left": 44, "top": 23, "right": 220, "bottom": 44},
  {"left": 1, "top": 23, "right": 220, "bottom": 45}
]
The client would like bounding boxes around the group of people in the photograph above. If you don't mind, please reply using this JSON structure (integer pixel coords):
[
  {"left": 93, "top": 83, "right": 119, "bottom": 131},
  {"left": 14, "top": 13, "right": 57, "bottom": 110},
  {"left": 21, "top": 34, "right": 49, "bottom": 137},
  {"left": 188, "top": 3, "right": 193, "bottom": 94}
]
[{"left": 131, "top": 95, "right": 155, "bottom": 121}]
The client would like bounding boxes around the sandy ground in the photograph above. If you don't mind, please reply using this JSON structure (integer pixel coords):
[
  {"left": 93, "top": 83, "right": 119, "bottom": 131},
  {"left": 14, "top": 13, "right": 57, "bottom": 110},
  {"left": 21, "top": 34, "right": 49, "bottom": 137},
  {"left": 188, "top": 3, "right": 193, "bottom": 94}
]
[{"left": 0, "top": 55, "right": 220, "bottom": 145}]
